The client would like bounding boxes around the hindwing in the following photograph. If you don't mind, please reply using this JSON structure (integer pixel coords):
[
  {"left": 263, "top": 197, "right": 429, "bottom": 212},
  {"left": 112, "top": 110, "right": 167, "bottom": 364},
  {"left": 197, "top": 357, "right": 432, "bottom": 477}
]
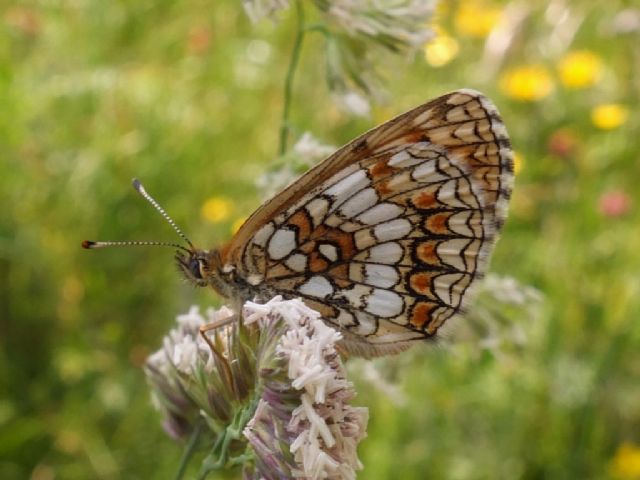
[{"left": 223, "top": 89, "right": 514, "bottom": 357}]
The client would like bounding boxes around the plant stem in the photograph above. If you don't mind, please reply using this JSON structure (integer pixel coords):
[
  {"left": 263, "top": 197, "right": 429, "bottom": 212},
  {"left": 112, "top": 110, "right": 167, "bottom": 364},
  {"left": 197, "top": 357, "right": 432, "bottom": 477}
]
[
  {"left": 278, "top": 0, "right": 305, "bottom": 156},
  {"left": 175, "top": 418, "right": 205, "bottom": 480}
]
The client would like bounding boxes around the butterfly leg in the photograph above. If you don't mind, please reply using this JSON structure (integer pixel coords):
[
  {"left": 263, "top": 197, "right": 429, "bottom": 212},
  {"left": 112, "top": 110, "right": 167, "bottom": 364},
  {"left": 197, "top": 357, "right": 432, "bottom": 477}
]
[
  {"left": 198, "top": 313, "right": 237, "bottom": 352},
  {"left": 198, "top": 313, "right": 238, "bottom": 393}
]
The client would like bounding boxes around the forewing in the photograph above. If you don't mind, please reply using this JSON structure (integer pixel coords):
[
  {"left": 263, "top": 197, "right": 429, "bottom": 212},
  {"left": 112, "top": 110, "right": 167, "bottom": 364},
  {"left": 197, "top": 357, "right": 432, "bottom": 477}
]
[{"left": 224, "top": 90, "right": 514, "bottom": 357}]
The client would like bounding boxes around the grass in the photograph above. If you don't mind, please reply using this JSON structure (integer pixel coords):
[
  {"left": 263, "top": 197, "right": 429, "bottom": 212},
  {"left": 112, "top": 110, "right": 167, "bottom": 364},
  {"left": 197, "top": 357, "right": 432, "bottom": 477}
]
[{"left": 1, "top": 0, "right": 639, "bottom": 478}]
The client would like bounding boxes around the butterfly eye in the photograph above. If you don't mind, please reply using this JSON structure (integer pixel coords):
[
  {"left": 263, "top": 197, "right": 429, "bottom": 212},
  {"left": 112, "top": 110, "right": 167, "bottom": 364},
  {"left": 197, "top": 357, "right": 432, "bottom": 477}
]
[{"left": 189, "top": 257, "right": 203, "bottom": 280}]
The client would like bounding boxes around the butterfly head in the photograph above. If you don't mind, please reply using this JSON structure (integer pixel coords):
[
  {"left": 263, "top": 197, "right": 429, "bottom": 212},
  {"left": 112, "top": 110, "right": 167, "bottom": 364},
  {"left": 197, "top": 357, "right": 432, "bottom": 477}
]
[{"left": 175, "top": 248, "right": 220, "bottom": 288}]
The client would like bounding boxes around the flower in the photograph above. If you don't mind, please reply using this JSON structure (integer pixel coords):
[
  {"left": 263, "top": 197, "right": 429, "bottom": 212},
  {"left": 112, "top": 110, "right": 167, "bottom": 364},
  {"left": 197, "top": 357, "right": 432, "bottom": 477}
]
[
  {"left": 144, "top": 306, "right": 218, "bottom": 440},
  {"left": 499, "top": 65, "right": 554, "bottom": 101},
  {"left": 243, "top": 0, "right": 435, "bottom": 55},
  {"left": 243, "top": 297, "right": 368, "bottom": 479},
  {"left": 612, "top": 9, "right": 640, "bottom": 34},
  {"left": 256, "top": 133, "right": 335, "bottom": 200},
  {"left": 145, "top": 298, "right": 368, "bottom": 478},
  {"left": 450, "top": 274, "right": 543, "bottom": 357},
  {"left": 598, "top": 190, "right": 632, "bottom": 218},
  {"left": 317, "top": 0, "right": 435, "bottom": 103},
  {"left": 512, "top": 151, "right": 524, "bottom": 175},
  {"left": 201, "top": 196, "right": 233, "bottom": 223},
  {"left": 243, "top": 1, "right": 435, "bottom": 106},
  {"left": 591, "top": 103, "right": 629, "bottom": 130},
  {"left": 611, "top": 443, "right": 640, "bottom": 479},
  {"left": 424, "top": 30, "right": 459, "bottom": 67},
  {"left": 315, "top": 0, "right": 435, "bottom": 53},
  {"left": 558, "top": 50, "right": 603, "bottom": 89},
  {"left": 291, "top": 132, "right": 336, "bottom": 163},
  {"left": 333, "top": 91, "right": 371, "bottom": 118},
  {"left": 242, "top": 0, "right": 290, "bottom": 23},
  {"left": 454, "top": 0, "right": 503, "bottom": 38},
  {"left": 547, "top": 128, "right": 579, "bottom": 158}
]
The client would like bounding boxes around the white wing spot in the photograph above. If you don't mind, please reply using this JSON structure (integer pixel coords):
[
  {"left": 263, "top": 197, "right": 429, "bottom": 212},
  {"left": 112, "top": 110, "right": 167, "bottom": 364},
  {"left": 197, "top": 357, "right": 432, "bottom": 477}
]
[
  {"left": 356, "top": 202, "right": 402, "bottom": 225},
  {"left": 268, "top": 228, "right": 297, "bottom": 260},
  {"left": 388, "top": 150, "right": 423, "bottom": 168},
  {"left": 252, "top": 222, "right": 275, "bottom": 247},
  {"left": 364, "top": 264, "right": 398, "bottom": 288},
  {"left": 339, "top": 188, "right": 378, "bottom": 218},
  {"left": 336, "top": 284, "right": 372, "bottom": 309},
  {"left": 353, "top": 311, "right": 377, "bottom": 336},
  {"left": 324, "top": 169, "right": 369, "bottom": 204},
  {"left": 365, "top": 289, "right": 404, "bottom": 317},
  {"left": 319, "top": 243, "right": 338, "bottom": 262},
  {"left": 412, "top": 160, "right": 449, "bottom": 183},
  {"left": 305, "top": 197, "right": 330, "bottom": 228},
  {"left": 368, "top": 242, "right": 403, "bottom": 264},
  {"left": 374, "top": 218, "right": 411, "bottom": 242},
  {"left": 285, "top": 253, "right": 307, "bottom": 272},
  {"left": 298, "top": 275, "right": 334, "bottom": 299}
]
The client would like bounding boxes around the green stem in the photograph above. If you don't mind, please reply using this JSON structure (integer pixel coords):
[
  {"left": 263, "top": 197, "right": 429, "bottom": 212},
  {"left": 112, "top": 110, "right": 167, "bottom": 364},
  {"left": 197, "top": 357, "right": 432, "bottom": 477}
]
[
  {"left": 278, "top": 0, "right": 305, "bottom": 156},
  {"left": 196, "top": 393, "right": 261, "bottom": 479},
  {"left": 174, "top": 418, "right": 205, "bottom": 480}
]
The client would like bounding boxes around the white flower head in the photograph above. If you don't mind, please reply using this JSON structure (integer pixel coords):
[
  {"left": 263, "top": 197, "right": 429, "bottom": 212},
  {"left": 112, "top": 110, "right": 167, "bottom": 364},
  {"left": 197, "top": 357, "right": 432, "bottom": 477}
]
[
  {"left": 442, "top": 274, "right": 544, "bottom": 358},
  {"left": 333, "top": 90, "right": 372, "bottom": 118},
  {"left": 243, "top": 297, "right": 368, "bottom": 479},
  {"left": 242, "top": 0, "right": 290, "bottom": 23},
  {"left": 319, "top": 0, "right": 436, "bottom": 51},
  {"left": 242, "top": 0, "right": 436, "bottom": 104},
  {"left": 256, "top": 133, "right": 335, "bottom": 200},
  {"left": 162, "top": 305, "right": 217, "bottom": 374},
  {"left": 292, "top": 132, "right": 336, "bottom": 163},
  {"left": 146, "top": 299, "right": 367, "bottom": 478}
]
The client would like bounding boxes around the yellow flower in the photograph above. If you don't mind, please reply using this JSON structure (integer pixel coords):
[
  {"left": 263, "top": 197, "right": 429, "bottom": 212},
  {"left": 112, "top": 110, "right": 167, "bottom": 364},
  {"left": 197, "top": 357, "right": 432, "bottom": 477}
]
[
  {"left": 610, "top": 443, "right": 640, "bottom": 479},
  {"left": 500, "top": 65, "right": 554, "bottom": 101},
  {"left": 454, "top": 1, "right": 502, "bottom": 38},
  {"left": 512, "top": 151, "right": 524, "bottom": 175},
  {"left": 591, "top": 104, "right": 629, "bottom": 130},
  {"left": 558, "top": 50, "right": 603, "bottom": 89},
  {"left": 201, "top": 196, "right": 232, "bottom": 223},
  {"left": 424, "top": 33, "right": 459, "bottom": 67},
  {"left": 231, "top": 217, "right": 247, "bottom": 235}
]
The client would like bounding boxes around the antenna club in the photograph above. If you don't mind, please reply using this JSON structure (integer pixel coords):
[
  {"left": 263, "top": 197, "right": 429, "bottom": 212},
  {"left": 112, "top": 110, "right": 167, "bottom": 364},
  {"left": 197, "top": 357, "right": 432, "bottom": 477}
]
[
  {"left": 82, "top": 240, "right": 96, "bottom": 249},
  {"left": 132, "top": 178, "right": 143, "bottom": 192}
]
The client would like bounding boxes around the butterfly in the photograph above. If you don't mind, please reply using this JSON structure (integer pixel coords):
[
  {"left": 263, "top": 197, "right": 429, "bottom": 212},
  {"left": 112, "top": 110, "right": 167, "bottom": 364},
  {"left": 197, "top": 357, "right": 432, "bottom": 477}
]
[{"left": 84, "top": 89, "right": 514, "bottom": 358}]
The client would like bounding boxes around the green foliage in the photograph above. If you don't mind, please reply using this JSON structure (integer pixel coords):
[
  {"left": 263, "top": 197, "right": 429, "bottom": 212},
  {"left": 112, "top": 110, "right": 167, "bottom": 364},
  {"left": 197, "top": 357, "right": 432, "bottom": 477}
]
[{"left": 1, "top": 0, "right": 639, "bottom": 478}]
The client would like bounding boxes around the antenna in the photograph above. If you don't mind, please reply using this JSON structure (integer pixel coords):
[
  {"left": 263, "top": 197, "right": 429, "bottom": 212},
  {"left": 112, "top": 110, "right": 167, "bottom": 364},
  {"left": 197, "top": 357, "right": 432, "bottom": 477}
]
[
  {"left": 132, "top": 179, "right": 196, "bottom": 250},
  {"left": 82, "top": 179, "right": 196, "bottom": 252},
  {"left": 82, "top": 240, "right": 191, "bottom": 252}
]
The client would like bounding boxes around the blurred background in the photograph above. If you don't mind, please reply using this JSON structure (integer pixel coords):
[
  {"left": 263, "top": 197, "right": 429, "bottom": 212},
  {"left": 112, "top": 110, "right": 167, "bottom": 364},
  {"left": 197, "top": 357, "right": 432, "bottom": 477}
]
[{"left": 2, "top": 0, "right": 639, "bottom": 478}]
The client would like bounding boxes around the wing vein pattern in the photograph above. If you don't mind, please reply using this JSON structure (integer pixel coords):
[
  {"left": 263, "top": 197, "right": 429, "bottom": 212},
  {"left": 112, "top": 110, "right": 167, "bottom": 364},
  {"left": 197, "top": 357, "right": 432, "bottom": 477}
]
[{"left": 224, "top": 90, "right": 514, "bottom": 357}]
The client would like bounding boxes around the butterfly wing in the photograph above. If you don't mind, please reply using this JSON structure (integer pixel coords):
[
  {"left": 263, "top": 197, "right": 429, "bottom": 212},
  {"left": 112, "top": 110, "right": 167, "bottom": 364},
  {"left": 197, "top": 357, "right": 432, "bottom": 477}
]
[{"left": 224, "top": 89, "right": 514, "bottom": 357}]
